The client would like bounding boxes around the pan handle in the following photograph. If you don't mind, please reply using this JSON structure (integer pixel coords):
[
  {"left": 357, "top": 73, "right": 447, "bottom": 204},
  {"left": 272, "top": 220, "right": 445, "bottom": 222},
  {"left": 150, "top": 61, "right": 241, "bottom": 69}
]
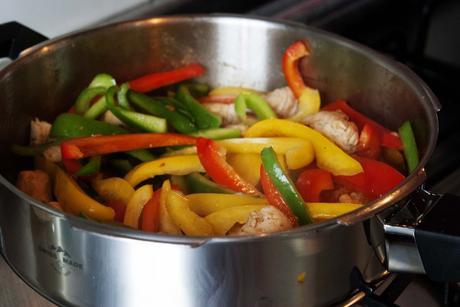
[
  {"left": 383, "top": 188, "right": 460, "bottom": 282},
  {"left": 0, "top": 21, "right": 48, "bottom": 61}
]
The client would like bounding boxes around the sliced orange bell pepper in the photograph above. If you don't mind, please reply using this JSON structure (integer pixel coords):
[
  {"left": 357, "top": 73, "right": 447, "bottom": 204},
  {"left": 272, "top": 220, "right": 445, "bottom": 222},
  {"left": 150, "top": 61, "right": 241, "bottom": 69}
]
[
  {"left": 282, "top": 40, "right": 321, "bottom": 120},
  {"left": 196, "top": 138, "right": 261, "bottom": 196},
  {"left": 141, "top": 189, "right": 162, "bottom": 232},
  {"left": 295, "top": 168, "right": 334, "bottom": 202}
]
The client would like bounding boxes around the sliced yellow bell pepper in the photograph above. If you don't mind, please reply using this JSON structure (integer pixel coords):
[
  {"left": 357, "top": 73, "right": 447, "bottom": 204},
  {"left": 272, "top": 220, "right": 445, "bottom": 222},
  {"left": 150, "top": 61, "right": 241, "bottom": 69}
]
[
  {"left": 209, "top": 86, "right": 260, "bottom": 96},
  {"left": 159, "top": 180, "right": 182, "bottom": 235},
  {"left": 218, "top": 137, "right": 314, "bottom": 170},
  {"left": 123, "top": 184, "right": 153, "bottom": 229},
  {"left": 166, "top": 189, "right": 214, "bottom": 236},
  {"left": 187, "top": 193, "right": 267, "bottom": 216},
  {"left": 306, "top": 202, "right": 362, "bottom": 220},
  {"left": 245, "top": 119, "right": 363, "bottom": 176},
  {"left": 54, "top": 168, "right": 114, "bottom": 221},
  {"left": 124, "top": 155, "right": 205, "bottom": 187},
  {"left": 227, "top": 153, "right": 261, "bottom": 186},
  {"left": 92, "top": 177, "right": 135, "bottom": 205},
  {"left": 205, "top": 205, "right": 265, "bottom": 235},
  {"left": 290, "top": 87, "right": 321, "bottom": 121}
]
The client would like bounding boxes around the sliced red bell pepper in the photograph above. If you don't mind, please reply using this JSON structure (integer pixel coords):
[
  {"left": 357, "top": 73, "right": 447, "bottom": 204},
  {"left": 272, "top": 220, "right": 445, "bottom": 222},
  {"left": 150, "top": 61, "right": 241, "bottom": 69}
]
[
  {"left": 62, "top": 158, "right": 81, "bottom": 175},
  {"left": 141, "top": 189, "right": 161, "bottom": 232},
  {"left": 61, "top": 133, "right": 196, "bottom": 159},
  {"left": 356, "top": 123, "right": 381, "bottom": 159},
  {"left": 282, "top": 40, "right": 321, "bottom": 117},
  {"left": 334, "top": 156, "right": 405, "bottom": 199},
  {"left": 323, "top": 100, "right": 402, "bottom": 149},
  {"left": 295, "top": 168, "right": 334, "bottom": 202},
  {"left": 107, "top": 200, "right": 127, "bottom": 223},
  {"left": 196, "top": 138, "right": 261, "bottom": 196},
  {"left": 260, "top": 166, "right": 298, "bottom": 227},
  {"left": 283, "top": 41, "right": 310, "bottom": 98},
  {"left": 128, "top": 63, "right": 205, "bottom": 93}
]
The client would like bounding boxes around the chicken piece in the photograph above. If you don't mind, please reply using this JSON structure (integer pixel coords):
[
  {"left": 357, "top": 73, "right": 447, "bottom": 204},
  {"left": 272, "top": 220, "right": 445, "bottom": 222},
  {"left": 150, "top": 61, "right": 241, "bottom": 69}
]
[
  {"left": 102, "top": 110, "right": 124, "bottom": 126},
  {"left": 203, "top": 103, "right": 240, "bottom": 125},
  {"left": 302, "top": 110, "right": 359, "bottom": 153},
  {"left": 16, "top": 170, "right": 52, "bottom": 203},
  {"left": 30, "top": 118, "right": 52, "bottom": 145},
  {"left": 324, "top": 186, "right": 367, "bottom": 204},
  {"left": 43, "top": 145, "right": 62, "bottom": 162},
  {"left": 230, "top": 206, "right": 293, "bottom": 235},
  {"left": 263, "top": 86, "right": 298, "bottom": 118}
]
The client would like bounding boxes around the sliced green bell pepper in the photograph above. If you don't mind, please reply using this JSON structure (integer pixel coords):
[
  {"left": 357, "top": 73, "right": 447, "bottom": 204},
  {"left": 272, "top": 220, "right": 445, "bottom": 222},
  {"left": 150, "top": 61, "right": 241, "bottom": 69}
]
[
  {"left": 398, "top": 121, "right": 419, "bottom": 173},
  {"left": 106, "top": 86, "right": 167, "bottom": 133},
  {"left": 175, "top": 85, "right": 221, "bottom": 129},
  {"left": 128, "top": 90, "right": 197, "bottom": 133},
  {"left": 260, "top": 146, "right": 312, "bottom": 225},
  {"left": 75, "top": 156, "right": 101, "bottom": 176}
]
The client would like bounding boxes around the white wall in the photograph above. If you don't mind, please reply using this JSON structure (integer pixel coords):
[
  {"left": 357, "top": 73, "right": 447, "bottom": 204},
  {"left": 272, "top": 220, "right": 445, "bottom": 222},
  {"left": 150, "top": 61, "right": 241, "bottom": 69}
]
[{"left": 0, "top": 0, "right": 148, "bottom": 37}]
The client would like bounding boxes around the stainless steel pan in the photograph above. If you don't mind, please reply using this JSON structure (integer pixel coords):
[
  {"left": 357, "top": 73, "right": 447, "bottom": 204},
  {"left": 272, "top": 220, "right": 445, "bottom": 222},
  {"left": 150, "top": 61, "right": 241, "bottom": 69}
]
[{"left": 0, "top": 15, "right": 457, "bottom": 307}]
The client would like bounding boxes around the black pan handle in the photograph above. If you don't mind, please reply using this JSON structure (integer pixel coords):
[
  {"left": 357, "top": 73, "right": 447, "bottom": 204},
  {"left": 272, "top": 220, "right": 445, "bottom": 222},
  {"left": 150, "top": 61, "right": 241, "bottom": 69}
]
[
  {"left": 383, "top": 188, "right": 460, "bottom": 282},
  {"left": 0, "top": 21, "right": 48, "bottom": 60}
]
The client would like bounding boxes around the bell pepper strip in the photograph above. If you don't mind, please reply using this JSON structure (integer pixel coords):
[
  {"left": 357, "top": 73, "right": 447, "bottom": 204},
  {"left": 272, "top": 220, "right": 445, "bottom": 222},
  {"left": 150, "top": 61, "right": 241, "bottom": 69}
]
[
  {"left": 125, "top": 155, "right": 204, "bottom": 187},
  {"left": 234, "top": 93, "right": 276, "bottom": 121},
  {"left": 84, "top": 96, "right": 108, "bottom": 119},
  {"left": 245, "top": 119, "right": 363, "bottom": 176},
  {"left": 166, "top": 189, "right": 214, "bottom": 236},
  {"left": 305, "top": 202, "right": 362, "bottom": 221},
  {"left": 54, "top": 167, "right": 115, "bottom": 221},
  {"left": 227, "top": 153, "right": 262, "bottom": 186},
  {"left": 398, "top": 121, "right": 419, "bottom": 173},
  {"left": 106, "top": 200, "right": 126, "bottom": 223},
  {"left": 74, "top": 87, "right": 106, "bottom": 115},
  {"left": 260, "top": 166, "right": 298, "bottom": 227},
  {"left": 62, "top": 158, "right": 81, "bottom": 175},
  {"left": 106, "top": 86, "right": 167, "bottom": 133},
  {"left": 88, "top": 73, "right": 117, "bottom": 88},
  {"left": 175, "top": 85, "right": 221, "bottom": 129},
  {"left": 159, "top": 180, "right": 182, "bottom": 235},
  {"left": 198, "top": 95, "right": 236, "bottom": 104},
  {"left": 334, "top": 156, "right": 405, "bottom": 199},
  {"left": 185, "top": 173, "right": 235, "bottom": 194},
  {"left": 295, "top": 168, "right": 334, "bottom": 202},
  {"left": 282, "top": 40, "right": 321, "bottom": 120},
  {"left": 128, "top": 91, "right": 197, "bottom": 134},
  {"left": 209, "top": 86, "right": 261, "bottom": 97},
  {"left": 60, "top": 133, "right": 195, "bottom": 160},
  {"left": 218, "top": 137, "right": 314, "bottom": 170},
  {"left": 196, "top": 138, "right": 261, "bottom": 196},
  {"left": 356, "top": 123, "right": 381, "bottom": 159},
  {"left": 74, "top": 156, "right": 101, "bottom": 177},
  {"left": 322, "top": 100, "right": 402, "bottom": 149},
  {"left": 92, "top": 176, "right": 135, "bottom": 205},
  {"left": 141, "top": 189, "right": 162, "bottom": 232},
  {"left": 205, "top": 205, "right": 265, "bottom": 236},
  {"left": 50, "top": 113, "right": 155, "bottom": 162},
  {"left": 189, "top": 128, "right": 241, "bottom": 140},
  {"left": 50, "top": 113, "right": 126, "bottom": 138},
  {"left": 261, "top": 147, "right": 312, "bottom": 225},
  {"left": 182, "top": 82, "right": 210, "bottom": 97},
  {"left": 187, "top": 193, "right": 266, "bottom": 216},
  {"left": 128, "top": 63, "right": 205, "bottom": 93},
  {"left": 123, "top": 184, "right": 153, "bottom": 229},
  {"left": 117, "top": 83, "right": 131, "bottom": 109}
]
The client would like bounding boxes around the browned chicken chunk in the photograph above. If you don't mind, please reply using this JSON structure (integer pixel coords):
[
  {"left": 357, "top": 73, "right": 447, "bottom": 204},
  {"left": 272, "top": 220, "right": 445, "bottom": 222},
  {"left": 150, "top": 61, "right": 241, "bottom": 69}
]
[
  {"left": 302, "top": 110, "right": 359, "bottom": 153},
  {"left": 16, "top": 170, "right": 52, "bottom": 203}
]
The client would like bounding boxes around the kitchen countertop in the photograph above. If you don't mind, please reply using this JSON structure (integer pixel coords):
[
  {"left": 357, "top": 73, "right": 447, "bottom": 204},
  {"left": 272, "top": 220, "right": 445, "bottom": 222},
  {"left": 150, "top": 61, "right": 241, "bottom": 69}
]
[{"left": 0, "top": 256, "right": 55, "bottom": 307}]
